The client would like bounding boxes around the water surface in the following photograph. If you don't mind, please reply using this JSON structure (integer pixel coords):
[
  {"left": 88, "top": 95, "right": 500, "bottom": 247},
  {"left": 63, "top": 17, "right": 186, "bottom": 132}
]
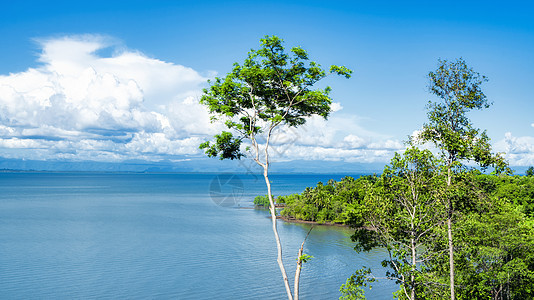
[{"left": 0, "top": 172, "right": 396, "bottom": 299}]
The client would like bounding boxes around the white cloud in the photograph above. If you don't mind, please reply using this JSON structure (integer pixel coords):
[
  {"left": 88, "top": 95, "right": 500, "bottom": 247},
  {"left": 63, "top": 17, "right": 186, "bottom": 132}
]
[
  {"left": 343, "top": 134, "right": 367, "bottom": 148},
  {"left": 0, "top": 34, "right": 404, "bottom": 166},
  {"left": 270, "top": 144, "right": 397, "bottom": 163},
  {"left": 0, "top": 35, "right": 213, "bottom": 162},
  {"left": 330, "top": 102, "right": 343, "bottom": 112},
  {"left": 494, "top": 132, "right": 534, "bottom": 166},
  {"left": 255, "top": 113, "right": 404, "bottom": 163}
]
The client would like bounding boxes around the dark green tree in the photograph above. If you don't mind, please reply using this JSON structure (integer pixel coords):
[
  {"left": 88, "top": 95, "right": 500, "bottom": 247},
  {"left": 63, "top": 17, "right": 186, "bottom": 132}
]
[
  {"left": 199, "top": 35, "right": 351, "bottom": 300},
  {"left": 414, "top": 58, "right": 511, "bottom": 299},
  {"left": 526, "top": 166, "right": 534, "bottom": 176}
]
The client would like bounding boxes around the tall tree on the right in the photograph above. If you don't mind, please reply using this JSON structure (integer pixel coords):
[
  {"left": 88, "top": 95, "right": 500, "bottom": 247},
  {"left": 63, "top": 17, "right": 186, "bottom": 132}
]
[{"left": 414, "top": 58, "right": 510, "bottom": 299}]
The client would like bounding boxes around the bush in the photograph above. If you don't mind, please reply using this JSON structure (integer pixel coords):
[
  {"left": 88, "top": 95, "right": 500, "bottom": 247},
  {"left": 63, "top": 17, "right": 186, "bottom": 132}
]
[{"left": 253, "top": 195, "right": 271, "bottom": 207}]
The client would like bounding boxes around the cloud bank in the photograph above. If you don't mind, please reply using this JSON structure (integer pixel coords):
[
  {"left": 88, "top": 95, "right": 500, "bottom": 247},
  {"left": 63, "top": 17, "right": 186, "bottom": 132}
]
[
  {"left": 0, "top": 35, "right": 405, "bottom": 167},
  {"left": 0, "top": 35, "right": 214, "bottom": 162}
]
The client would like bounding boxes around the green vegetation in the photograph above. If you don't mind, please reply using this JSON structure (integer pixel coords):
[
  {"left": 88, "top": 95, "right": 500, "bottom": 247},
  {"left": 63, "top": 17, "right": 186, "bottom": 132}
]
[
  {"left": 276, "top": 170, "right": 534, "bottom": 299},
  {"left": 253, "top": 195, "right": 271, "bottom": 208},
  {"left": 272, "top": 58, "right": 534, "bottom": 300},
  {"left": 414, "top": 58, "right": 510, "bottom": 300},
  {"left": 477, "top": 173, "right": 534, "bottom": 218},
  {"left": 339, "top": 268, "right": 376, "bottom": 300},
  {"left": 279, "top": 173, "right": 534, "bottom": 226},
  {"left": 277, "top": 176, "right": 376, "bottom": 224}
]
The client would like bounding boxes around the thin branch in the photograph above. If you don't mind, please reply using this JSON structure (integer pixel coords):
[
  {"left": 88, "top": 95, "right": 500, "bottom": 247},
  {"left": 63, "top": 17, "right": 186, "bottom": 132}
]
[{"left": 294, "top": 226, "right": 314, "bottom": 300}]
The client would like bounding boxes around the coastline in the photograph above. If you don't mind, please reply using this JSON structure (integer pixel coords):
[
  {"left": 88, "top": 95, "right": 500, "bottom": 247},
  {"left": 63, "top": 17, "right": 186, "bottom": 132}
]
[
  {"left": 252, "top": 205, "right": 350, "bottom": 227},
  {"left": 276, "top": 215, "right": 349, "bottom": 227}
]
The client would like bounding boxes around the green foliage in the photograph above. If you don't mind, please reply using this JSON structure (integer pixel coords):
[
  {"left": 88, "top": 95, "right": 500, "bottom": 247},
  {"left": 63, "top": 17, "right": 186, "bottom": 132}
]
[
  {"left": 352, "top": 148, "right": 448, "bottom": 300},
  {"left": 476, "top": 174, "right": 534, "bottom": 218},
  {"left": 275, "top": 168, "right": 534, "bottom": 299},
  {"left": 346, "top": 167, "right": 534, "bottom": 299},
  {"left": 339, "top": 267, "right": 376, "bottom": 300},
  {"left": 199, "top": 35, "right": 351, "bottom": 160},
  {"left": 412, "top": 58, "right": 511, "bottom": 300},
  {"left": 526, "top": 166, "right": 534, "bottom": 176},
  {"left": 298, "top": 254, "right": 313, "bottom": 263},
  {"left": 417, "top": 57, "right": 510, "bottom": 174},
  {"left": 199, "top": 131, "right": 243, "bottom": 160},
  {"left": 278, "top": 175, "right": 377, "bottom": 224},
  {"left": 452, "top": 199, "right": 534, "bottom": 299},
  {"left": 253, "top": 195, "right": 271, "bottom": 207},
  {"left": 418, "top": 182, "right": 534, "bottom": 299}
]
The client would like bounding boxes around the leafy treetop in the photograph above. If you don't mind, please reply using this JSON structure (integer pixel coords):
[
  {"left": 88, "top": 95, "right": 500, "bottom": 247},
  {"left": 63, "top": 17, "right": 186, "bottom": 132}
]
[
  {"left": 199, "top": 35, "right": 351, "bottom": 160},
  {"left": 417, "top": 58, "right": 509, "bottom": 174}
]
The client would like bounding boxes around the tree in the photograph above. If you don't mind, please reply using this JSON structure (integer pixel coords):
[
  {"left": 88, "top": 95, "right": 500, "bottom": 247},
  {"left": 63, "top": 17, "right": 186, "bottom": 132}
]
[
  {"left": 452, "top": 196, "right": 534, "bottom": 299},
  {"left": 278, "top": 175, "right": 375, "bottom": 225},
  {"left": 526, "top": 166, "right": 534, "bottom": 176},
  {"left": 415, "top": 58, "right": 511, "bottom": 299},
  {"left": 199, "top": 35, "right": 351, "bottom": 300},
  {"left": 351, "top": 147, "right": 448, "bottom": 300}
]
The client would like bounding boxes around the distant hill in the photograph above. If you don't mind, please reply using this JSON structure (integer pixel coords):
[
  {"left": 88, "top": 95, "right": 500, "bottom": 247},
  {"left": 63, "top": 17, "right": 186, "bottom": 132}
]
[
  {"left": 0, "top": 157, "right": 528, "bottom": 175},
  {"left": 0, "top": 157, "right": 384, "bottom": 174}
]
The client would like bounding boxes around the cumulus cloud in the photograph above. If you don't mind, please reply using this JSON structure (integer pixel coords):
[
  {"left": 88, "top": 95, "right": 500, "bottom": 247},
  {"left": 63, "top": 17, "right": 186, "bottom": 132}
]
[
  {"left": 0, "top": 34, "right": 403, "bottom": 165},
  {"left": 263, "top": 112, "right": 404, "bottom": 163},
  {"left": 495, "top": 132, "right": 534, "bottom": 166},
  {"left": 0, "top": 35, "right": 213, "bottom": 162}
]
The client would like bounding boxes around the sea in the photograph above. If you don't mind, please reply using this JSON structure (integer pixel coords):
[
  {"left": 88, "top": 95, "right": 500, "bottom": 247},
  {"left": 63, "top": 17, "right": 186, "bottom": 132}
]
[{"left": 0, "top": 172, "right": 397, "bottom": 299}]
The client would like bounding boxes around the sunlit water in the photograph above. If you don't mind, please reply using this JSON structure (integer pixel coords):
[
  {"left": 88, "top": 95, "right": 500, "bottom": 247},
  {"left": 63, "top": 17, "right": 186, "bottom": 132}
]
[{"left": 0, "top": 172, "right": 397, "bottom": 299}]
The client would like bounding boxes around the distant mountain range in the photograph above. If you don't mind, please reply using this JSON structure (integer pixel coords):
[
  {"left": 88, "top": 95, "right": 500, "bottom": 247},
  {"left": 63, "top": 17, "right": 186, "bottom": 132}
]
[
  {"left": 0, "top": 157, "right": 529, "bottom": 175},
  {"left": 0, "top": 157, "right": 385, "bottom": 174}
]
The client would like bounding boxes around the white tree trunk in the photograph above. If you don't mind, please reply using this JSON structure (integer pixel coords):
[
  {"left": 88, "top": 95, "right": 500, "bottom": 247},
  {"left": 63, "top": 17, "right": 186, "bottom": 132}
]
[{"left": 264, "top": 166, "right": 293, "bottom": 300}]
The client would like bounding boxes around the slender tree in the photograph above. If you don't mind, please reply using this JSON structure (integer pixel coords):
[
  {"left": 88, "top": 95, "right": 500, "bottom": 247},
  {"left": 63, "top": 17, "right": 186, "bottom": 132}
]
[
  {"left": 415, "top": 58, "right": 510, "bottom": 299},
  {"left": 199, "top": 35, "right": 351, "bottom": 300}
]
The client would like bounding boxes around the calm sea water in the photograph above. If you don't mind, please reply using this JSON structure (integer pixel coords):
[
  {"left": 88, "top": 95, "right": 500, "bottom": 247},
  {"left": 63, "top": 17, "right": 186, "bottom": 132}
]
[{"left": 0, "top": 172, "right": 396, "bottom": 299}]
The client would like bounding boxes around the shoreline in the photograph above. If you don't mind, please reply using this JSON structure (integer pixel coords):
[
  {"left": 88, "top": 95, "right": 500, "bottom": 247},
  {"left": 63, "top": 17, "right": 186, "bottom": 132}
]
[
  {"left": 276, "top": 215, "right": 350, "bottom": 227},
  {"left": 251, "top": 206, "right": 350, "bottom": 227},
  {"left": 248, "top": 206, "right": 351, "bottom": 227}
]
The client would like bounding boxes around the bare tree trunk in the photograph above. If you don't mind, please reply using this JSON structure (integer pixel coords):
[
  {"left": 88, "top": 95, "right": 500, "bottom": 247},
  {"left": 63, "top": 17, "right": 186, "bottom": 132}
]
[
  {"left": 264, "top": 166, "right": 293, "bottom": 300},
  {"left": 447, "top": 164, "right": 455, "bottom": 300}
]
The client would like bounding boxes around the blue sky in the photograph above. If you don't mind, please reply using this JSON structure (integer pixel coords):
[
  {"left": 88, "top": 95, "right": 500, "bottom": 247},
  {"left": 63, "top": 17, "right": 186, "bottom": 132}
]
[{"left": 0, "top": 1, "right": 533, "bottom": 172}]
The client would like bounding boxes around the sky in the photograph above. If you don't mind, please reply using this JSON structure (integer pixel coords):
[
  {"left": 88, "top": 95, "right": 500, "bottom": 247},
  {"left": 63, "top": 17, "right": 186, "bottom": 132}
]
[{"left": 0, "top": 0, "right": 533, "bottom": 173}]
